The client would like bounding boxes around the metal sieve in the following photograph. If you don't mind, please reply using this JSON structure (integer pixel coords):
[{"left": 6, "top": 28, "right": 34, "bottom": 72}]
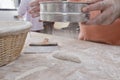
[{"left": 39, "top": 1, "right": 89, "bottom": 22}]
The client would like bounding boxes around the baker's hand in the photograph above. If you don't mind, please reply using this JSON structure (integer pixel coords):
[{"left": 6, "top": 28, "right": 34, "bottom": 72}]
[
  {"left": 83, "top": 0, "right": 120, "bottom": 25},
  {"left": 29, "top": 0, "right": 60, "bottom": 17},
  {"left": 29, "top": 0, "right": 52, "bottom": 17},
  {"left": 29, "top": 0, "right": 41, "bottom": 17}
]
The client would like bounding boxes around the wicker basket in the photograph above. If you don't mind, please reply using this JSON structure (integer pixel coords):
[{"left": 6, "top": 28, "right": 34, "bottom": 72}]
[{"left": 0, "top": 21, "right": 31, "bottom": 67}]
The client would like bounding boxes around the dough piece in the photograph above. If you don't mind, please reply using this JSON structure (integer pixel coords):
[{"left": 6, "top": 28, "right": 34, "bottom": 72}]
[
  {"left": 54, "top": 22, "right": 70, "bottom": 29},
  {"left": 52, "top": 52, "right": 81, "bottom": 63},
  {"left": 42, "top": 38, "right": 49, "bottom": 44}
]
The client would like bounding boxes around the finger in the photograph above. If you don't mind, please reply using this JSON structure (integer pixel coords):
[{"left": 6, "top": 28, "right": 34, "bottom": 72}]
[
  {"left": 29, "top": 6, "right": 40, "bottom": 14},
  {"left": 102, "top": 16, "right": 116, "bottom": 25},
  {"left": 86, "top": 8, "right": 112, "bottom": 25},
  {"left": 78, "top": 36, "right": 84, "bottom": 40},
  {"left": 32, "top": 12, "right": 40, "bottom": 17},
  {"left": 82, "top": 1, "right": 106, "bottom": 12},
  {"left": 78, "top": 33, "right": 84, "bottom": 40},
  {"left": 102, "top": 9, "right": 118, "bottom": 25}
]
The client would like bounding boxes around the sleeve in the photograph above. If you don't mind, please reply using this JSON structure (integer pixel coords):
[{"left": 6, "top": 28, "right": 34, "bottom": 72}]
[{"left": 18, "top": 0, "right": 29, "bottom": 16}]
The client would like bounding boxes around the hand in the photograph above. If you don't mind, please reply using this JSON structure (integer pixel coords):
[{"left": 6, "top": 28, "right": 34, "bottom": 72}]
[
  {"left": 29, "top": 0, "right": 40, "bottom": 17},
  {"left": 29, "top": 0, "right": 60, "bottom": 17},
  {"left": 83, "top": 0, "right": 120, "bottom": 25}
]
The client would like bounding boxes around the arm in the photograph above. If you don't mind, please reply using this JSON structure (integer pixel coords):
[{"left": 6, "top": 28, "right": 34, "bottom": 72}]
[{"left": 18, "top": 0, "right": 29, "bottom": 16}]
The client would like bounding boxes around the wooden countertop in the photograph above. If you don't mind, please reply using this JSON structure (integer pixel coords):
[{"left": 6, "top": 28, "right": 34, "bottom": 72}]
[{"left": 0, "top": 32, "right": 120, "bottom": 80}]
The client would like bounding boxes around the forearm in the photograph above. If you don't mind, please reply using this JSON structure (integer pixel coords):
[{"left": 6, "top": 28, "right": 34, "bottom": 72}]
[{"left": 18, "top": 0, "right": 28, "bottom": 16}]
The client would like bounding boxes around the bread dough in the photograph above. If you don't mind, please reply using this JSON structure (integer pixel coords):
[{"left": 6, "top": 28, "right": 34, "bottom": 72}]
[
  {"left": 54, "top": 22, "right": 70, "bottom": 29},
  {"left": 52, "top": 51, "right": 81, "bottom": 63}
]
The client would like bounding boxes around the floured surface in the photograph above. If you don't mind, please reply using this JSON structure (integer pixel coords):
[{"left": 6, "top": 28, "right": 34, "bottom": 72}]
[
  {"left": 0, "top": 32, "right": 120, "bottom": 80},
  {"left": 24, "top": 46, "right": 59, "bottom": 53}
]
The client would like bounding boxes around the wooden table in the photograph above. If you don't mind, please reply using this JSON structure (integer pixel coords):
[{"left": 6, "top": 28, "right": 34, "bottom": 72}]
[{"left": 0, "top": 32, "right": 120, "bottom": 80}]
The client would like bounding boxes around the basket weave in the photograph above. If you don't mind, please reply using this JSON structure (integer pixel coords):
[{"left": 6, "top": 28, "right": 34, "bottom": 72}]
[{"left": 0, "top": 21, "right": 31, "bottom": 67}]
